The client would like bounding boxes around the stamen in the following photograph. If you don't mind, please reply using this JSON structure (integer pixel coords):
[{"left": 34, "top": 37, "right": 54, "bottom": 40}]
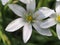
[
  {"left": 26, "top": 15, "right": 33, "bottom": 22},
  {"left": 56, "top": 15, "right": 60, "bottom": 22},
  {"left": 28, "top": 16, "right": 32, "bottom": 21}
]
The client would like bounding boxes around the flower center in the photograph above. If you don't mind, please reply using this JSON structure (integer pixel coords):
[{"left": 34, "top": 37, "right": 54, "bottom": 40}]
[
  {"left": 26, "top": 15, "right": 33, "bottom": 22},
  {"left": 56, "top": 15, "right": 60, "bottom": 22}
]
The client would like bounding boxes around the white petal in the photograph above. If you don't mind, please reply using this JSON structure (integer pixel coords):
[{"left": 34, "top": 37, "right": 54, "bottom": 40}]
[
  {"left": 5, "top": 18, "right": 25, "bottom": 32},
  {"left": 56, "top": 0, "right": 60, "bottom": 1},
  {"left": 27, "top": 0, "right": 35, "bottom": 12},
  {"left": 34, "top": 7, "right": 55, "bottom": 19},
  {"left": 56, "top": 24, "right": 60, "bottom": 39},
  {"left": 33, "top": 22, "right": 52, "bottom": 36},
  {"left": 20, "top": 0, "right": 33, "bottom": 4},
  {"left": 23, "top": 23, "right": 32, "bottom": 43},
  {"left": 1, "top": 0, "right": 9, "bottom": 5},
  {"left": 8, "top": 4, "right": 26, "bottom": 17},
  {"left": 33, "top": 10, "right": 45, "bottom": 19},
  {"left": 56, "top": 1, "right": 60, "bottom": 7},
  {"left": 49, "top": 13, "right": 56, "bottom": 18},
  {"left": 40, "top": 18, "right": 56, "bottom": 28},
  {"left": 56, "top": 1, "right": 60, "bottom": 14}
]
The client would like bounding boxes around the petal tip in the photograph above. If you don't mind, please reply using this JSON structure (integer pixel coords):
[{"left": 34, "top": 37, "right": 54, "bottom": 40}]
[
  {"left": 5, "top": 28, "right": 10, "bottom": 32},
  {"left": 23, "top": 38, "right": 28, "bottom": 43},
  {"left": 5, "top": 27, "right": 9, "bottom": 31},
  {"left": 47, "top": 33, "right": 52, "bottom": 36},
  {"left": 58, "top": 36, "right": 60, "bottom": 40},
  {"left": 5, "top": 27, "right": 14, "bottom": 32}
]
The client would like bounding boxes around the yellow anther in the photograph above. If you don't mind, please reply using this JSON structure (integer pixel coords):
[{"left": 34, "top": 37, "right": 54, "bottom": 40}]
[
  {"left": 56, "top": 15, "right": 60, "bottom": 22},
  {"left": 28, "top": 16, "right": 32, "bottom": 21},
  {"left": 26, "top": 16, "right": 33, "bottom": 22}
]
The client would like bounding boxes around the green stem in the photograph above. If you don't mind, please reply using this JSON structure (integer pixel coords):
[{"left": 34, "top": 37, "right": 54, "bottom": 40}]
[
  {"left": 43, "top": 0, "right": 48, "bottom": 7},
  {"left": 36, "top": 0, "right": 44, "bottom": 10},
  {"left": 0, "top": 1, "right": 3, "bottom": 25},
  {"left": 50, "top": 29, "right": 57, "bottom": 37}
]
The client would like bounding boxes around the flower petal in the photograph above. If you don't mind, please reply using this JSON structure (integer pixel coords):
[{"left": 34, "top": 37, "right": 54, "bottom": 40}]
[
  {"left": 1, "top": 0, "right": 9, "bottom": 5},
  {"left": 27, "top": 0, "right": 35, "bottom": 12},
  {"left": 8, "top": 4, "right": 26, "bottom": 17},
  {"left": 23, "top": 23, "right": 32, "bottom": 43},
  {"left": 40, "top": 18, "right": 56, "bottom": 28},
  {"left": 56, "top": 0, "right": 60, "bottom": 1},
  {"left": 5, "top": 18, "right": 25, "bottom": 32},
  {"left": 34, "top": 7, "right": 55, "bottom": 19},
  {"left": 33, "top": 22, "right": 52, "bottom": 36},
  {"left": 56, "top": 1, "right": 60, "bottom": 14},
  {"left": 20, "top": 0, "right": 33, "bottom": 4},
  {"left": 56, "top": 24, "right": 60, "bottom": 39}
]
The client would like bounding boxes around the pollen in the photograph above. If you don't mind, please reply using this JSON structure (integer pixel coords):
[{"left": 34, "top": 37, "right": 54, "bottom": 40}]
[
  {"left": 26, "top": 16, "right": 33, "bottom": 22},
  {"left": 28, "top": 16, "right": 32, "bottom": 20},
  {"left": 56, "top": 15, "right": 60, "bottom": 22}
]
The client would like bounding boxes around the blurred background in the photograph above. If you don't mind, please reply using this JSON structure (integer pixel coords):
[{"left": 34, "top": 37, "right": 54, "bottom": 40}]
[{"left": 1, "top": 0, "right": 60, "bottom": 45}]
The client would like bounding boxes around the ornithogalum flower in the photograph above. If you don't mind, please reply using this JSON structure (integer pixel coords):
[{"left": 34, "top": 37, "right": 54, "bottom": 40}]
[
  {"left": 5, "top": 0, "right": 55, "bottom": 43},
  {"left": 40, "top": 0, "right": 60, "bottom": 40},
  {"left": 1, "top": 0, "right": 9, "bottom": 5}
]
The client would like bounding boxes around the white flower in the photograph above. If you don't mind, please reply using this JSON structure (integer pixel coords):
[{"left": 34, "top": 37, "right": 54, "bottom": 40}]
[
  {"left": 1, "top": 0, "right": 9, "bottom": 5},
  {"left": 5, "top": 0, "right": 54, "bottom": 43},
  {"left": 40, "top": 0, "right": 60, "bottom": 40}
]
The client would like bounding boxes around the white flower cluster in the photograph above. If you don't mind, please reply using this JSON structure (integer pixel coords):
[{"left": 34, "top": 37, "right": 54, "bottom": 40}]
[{"left": 2, "top": 0, "right": 60, "bottom": 43}]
